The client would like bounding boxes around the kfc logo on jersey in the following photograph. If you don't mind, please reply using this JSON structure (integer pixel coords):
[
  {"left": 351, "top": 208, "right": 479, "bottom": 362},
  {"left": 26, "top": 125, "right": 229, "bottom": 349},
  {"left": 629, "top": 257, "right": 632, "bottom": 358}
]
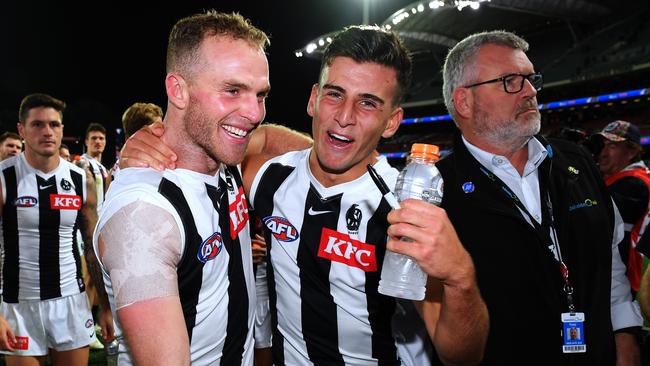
[
  {"left": 50, "top": 194, "right": 82, "bottom": 210},
  {"left": 197, "top": 232, "right": 223, "bottom": 263},
  {"left": 263, "top": 216, "right": 299, "bottom": 242},
  {"left": 318, "top": 228, "right": 377, "bottom": 271},
  {"left": 229, "top": 187, "right": 249, "bottom": 239},
  {"left": 14, "top": 196, "right": 37, "bottom": 207}
]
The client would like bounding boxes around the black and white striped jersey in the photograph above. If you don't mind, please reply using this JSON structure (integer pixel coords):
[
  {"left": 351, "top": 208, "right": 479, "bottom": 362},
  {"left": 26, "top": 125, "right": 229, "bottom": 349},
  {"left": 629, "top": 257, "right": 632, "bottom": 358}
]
[
  {"left": 250, "top": 149, "right": 401, "bottom": 366},
  {"left": 81, "top": 154, "right": 107, "bottom": 208},
  {"left": 0, "top": 154, "right": 86, "bottom": 303},
  {"left": 96, "top": 166, "right": 255, "bottom": 366}
]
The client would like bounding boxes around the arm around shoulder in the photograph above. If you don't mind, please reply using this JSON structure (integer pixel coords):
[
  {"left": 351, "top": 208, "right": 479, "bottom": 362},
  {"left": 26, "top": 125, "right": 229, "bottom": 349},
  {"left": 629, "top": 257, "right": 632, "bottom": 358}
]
[{"left": 242, "top": 123, "right": 312, "bottom": 195}]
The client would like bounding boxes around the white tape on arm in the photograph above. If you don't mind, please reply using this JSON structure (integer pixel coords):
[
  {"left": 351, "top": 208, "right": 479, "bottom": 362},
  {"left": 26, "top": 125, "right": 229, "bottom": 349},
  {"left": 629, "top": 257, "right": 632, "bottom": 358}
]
[{"left": 98, "top": 200, "right": 182, "bottom": 309}]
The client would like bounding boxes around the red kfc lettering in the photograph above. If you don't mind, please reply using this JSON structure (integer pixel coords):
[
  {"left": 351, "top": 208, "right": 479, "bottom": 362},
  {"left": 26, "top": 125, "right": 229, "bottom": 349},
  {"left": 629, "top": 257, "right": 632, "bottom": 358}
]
[
  {"left": 318, "top": 228, "right": 377, "bottom": 272},
  {"left": 50, "top": 194, "right": 82, "bottom": 210},
  {"left": 229, "top": 187, "right": 249, "bottom": 239}
]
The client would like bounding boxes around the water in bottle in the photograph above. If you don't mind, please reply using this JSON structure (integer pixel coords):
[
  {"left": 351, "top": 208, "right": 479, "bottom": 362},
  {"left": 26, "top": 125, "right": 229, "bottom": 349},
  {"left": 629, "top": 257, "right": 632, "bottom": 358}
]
[
  {"left": 106, "top": 338, "right": 120, "bottom": 366},
  {"left": 378, "top": 143, "right": 443, "bottom": 300}
]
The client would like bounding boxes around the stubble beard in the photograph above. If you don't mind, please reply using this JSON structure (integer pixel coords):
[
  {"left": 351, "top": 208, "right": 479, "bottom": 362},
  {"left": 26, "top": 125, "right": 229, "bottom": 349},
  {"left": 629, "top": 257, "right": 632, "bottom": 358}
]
[
  {"left": 473, "top": 106, "right": 540, "bottom": 155},
  {"left": 184, "top": 101, "right": 248, "bottom": 167},
  {"left": 184, "top": 102, "right": 223, "bottom": 167}
]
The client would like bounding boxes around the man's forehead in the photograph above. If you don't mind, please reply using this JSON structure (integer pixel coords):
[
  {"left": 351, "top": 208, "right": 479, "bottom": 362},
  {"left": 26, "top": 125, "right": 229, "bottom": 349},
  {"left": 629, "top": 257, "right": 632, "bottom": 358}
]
[
  {"left": 25, "top": 106, "right": 61, "bottom": 120},
  {"left": 476, "top": 44, "right": 533, "bottom": 71}
]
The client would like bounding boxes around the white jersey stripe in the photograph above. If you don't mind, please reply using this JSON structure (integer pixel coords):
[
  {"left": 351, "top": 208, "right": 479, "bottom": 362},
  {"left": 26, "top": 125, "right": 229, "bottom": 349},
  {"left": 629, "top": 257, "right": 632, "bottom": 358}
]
[
  {"left": 251, "top": 149, "right": 401, "bottom": 365},
  {"left": 0, "top": 154, "right": 86, "bottom": 303},
  {"left": 97, "top": 166, "right": 255, "bottom": 365}
]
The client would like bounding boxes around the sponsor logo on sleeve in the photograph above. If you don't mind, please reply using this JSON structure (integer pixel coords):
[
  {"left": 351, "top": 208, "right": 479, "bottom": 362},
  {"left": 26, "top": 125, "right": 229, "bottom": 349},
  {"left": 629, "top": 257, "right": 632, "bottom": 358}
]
[
  {"left": 263, "top": 216, "right": 299, "bottom": 242},
  {"left": 50, "top": 194, "right": 82, "bottom": 210},
  {"left": 14, "top": 196, "right": 37, "bottom": 207},
  {"left": 14, "top": 336, "right": 29, "bottom": 350},
  {"left": 318, "top": 228, "right": 377, "bottom": 271},
  {"left": 229, "top": 187, "right": 249, "bottom": 239},
  {"left": 197, "top": 232, "right": 223, "bottom": 263}
]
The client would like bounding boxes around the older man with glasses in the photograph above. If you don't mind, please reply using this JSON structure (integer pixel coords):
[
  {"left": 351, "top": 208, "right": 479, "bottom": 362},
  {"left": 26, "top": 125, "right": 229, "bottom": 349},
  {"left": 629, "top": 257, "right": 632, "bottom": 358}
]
[{"left": 434, "top": 30, "right": 643, "bottom": 365}]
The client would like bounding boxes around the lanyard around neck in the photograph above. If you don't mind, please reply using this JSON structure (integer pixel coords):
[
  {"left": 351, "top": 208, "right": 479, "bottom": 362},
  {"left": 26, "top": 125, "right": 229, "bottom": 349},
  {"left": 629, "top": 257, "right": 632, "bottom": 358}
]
[{"left": 477, "top": 158, "right": 577, "bottom": 313}]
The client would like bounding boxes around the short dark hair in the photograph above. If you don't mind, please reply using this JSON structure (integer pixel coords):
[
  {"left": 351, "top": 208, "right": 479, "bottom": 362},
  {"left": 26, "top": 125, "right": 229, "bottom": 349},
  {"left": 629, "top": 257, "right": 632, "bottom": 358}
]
[
  {"left": 60, "top": 143, "right": 69, "bottom": 151},
  {"left": 18, "top": 93, "right": 66, "bottom": 122},
  {"left": 167, "top": 10, "right": 270, "bottom": 78},
  {"left": 122, "top": 102, "right": 164, "bottom": 138},
  {"left": 320, "top": 25, "right": 412, "bottom": 105},
  {"left": 85, "top": 122, "right": 106, "bottom": 139},
  {"left": 0, "top": 131, "right": 21, "bottom": 145}
]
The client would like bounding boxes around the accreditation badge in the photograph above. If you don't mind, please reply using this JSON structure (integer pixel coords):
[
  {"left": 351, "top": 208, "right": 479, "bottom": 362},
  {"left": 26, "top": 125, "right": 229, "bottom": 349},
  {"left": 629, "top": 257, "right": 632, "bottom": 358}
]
[{"left": 561, "top": 312, "right": 586, "bottom": 353}]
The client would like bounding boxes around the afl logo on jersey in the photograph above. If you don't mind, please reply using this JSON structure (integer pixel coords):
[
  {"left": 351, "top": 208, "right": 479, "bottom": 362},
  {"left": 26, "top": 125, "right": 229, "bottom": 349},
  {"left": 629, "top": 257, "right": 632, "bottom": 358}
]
[
  {"left": 15, "top": 196, "right": 37, "bottom": 207},
  {"left": 60, "top": 178, "right": 72, "bottom": 191},
  {"left": 263, "top": 216, "right": 299, "bottom": 242},
  {"left": 197, "top": 232, "right": 223, "bottom": 263}
]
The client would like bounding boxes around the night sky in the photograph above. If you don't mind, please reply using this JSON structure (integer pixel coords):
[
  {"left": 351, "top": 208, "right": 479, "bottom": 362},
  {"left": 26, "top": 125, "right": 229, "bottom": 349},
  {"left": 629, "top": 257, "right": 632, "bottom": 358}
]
[{"left": 0, "top": 0, "right": 414, "bottom": 164}]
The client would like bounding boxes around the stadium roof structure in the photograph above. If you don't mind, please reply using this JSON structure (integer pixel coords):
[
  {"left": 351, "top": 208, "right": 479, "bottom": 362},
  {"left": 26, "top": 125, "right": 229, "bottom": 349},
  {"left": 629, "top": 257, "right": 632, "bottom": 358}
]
[{"left": 295, "top": 0, "right": 650, "bottom": 107}]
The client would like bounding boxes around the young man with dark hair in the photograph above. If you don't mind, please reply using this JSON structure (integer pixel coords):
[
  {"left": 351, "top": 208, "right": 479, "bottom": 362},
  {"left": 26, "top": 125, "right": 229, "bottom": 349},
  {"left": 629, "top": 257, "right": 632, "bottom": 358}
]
[
  {"left": 0, "top": 132, "right": 22, "bottom": 161},
  {"left": 0, "top": 93, "right": 113, "bottom": 365},
  {"left": 59, "top": 143, "right": 71, "bottom": 162},
  {"left": 82, "top": 122, "right": 109, "bottom": 206}
]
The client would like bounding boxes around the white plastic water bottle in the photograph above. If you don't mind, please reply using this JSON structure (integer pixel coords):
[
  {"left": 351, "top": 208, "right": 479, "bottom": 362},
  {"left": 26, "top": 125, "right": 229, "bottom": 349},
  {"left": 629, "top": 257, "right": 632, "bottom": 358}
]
[{"left": 378, "top": 143, "right": 443, "bottom": 301}]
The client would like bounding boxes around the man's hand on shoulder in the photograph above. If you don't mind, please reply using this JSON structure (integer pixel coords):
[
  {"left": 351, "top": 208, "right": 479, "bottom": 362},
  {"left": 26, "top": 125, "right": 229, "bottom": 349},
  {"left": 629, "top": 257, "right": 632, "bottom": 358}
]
[{"left": 120, "top": 121, "right": 177, "bottom": 171}]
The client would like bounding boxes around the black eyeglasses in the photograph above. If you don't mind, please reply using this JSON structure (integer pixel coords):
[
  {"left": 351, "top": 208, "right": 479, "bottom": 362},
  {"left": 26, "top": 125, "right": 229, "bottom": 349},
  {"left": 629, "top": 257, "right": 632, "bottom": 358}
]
[{"left": 464, "top": 72, "right": 543, "bottom": 94}]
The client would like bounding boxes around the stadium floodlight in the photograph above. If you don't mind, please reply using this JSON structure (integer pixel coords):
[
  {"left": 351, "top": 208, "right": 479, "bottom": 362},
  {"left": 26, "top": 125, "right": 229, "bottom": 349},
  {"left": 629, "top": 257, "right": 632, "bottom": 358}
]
[{"left": 293, "top": 0, "right": 493, "bottom": 58}]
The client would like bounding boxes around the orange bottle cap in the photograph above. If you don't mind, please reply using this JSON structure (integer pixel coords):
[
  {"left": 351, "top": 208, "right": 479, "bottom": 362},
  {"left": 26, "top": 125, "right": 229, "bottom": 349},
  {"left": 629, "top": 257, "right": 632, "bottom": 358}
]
[{"left": 410, "top": 143, "right": 439, "bottom": 159}]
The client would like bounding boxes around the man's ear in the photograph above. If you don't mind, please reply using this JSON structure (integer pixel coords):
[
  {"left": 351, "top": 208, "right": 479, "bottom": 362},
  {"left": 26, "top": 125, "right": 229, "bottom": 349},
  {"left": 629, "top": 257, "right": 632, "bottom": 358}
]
[
  {"left": 17, "top": 122, "right": 24, "bottom": 139},
  {"left": 453, "top": 87, "right": 473, "bottom": 119},
  {"left": 381, "top": 107, "right": 403, "bottom": 139},
  {"left": 307, "top": 83, "right": 319, "bottom": 117},
  {"left": 165, "top": 73, "right": 189, "bottom": 110},
  {"left": 307, "top": 83, "right": 320, "bottom": 117}
]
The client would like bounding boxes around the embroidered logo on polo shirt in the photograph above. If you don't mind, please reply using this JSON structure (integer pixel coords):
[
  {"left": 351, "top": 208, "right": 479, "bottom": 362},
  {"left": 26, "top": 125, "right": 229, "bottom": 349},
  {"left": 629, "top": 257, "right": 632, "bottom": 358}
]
[{"left": 569, "top": 198, "right": 598, "bottom": 212}]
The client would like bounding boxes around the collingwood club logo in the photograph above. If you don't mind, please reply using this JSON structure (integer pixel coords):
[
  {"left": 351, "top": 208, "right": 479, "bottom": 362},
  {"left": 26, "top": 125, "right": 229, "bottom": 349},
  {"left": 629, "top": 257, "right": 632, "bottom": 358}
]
[
  {"left": 346, "top": 204, "right": 362, "bottom": 234},
  {"left": 60, "top": 178, "right": 72, "bottom": 191}
]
